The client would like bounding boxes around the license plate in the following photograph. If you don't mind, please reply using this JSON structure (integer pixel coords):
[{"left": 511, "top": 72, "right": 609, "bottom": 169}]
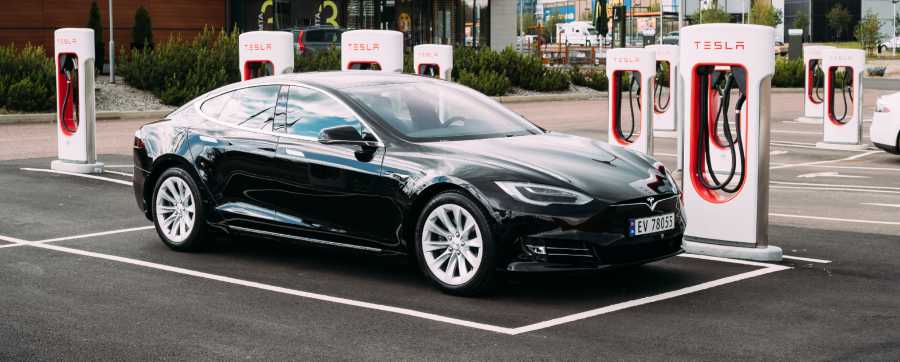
[{"left": 629, "top": 213, "right": 675, "bottom": 236}]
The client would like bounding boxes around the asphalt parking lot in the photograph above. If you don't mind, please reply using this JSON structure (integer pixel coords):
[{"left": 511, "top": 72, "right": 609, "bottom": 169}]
[{"left": 1, "top": 90, "right": 899, "bottom": 359}]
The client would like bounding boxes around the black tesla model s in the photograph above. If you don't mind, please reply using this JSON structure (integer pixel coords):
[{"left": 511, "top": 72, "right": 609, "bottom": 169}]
[{"left": 133, "top": 71, "right": 685, "bottom": 295}]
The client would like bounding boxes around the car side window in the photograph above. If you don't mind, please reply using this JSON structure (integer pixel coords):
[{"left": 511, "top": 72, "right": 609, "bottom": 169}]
[
  {"left": 200, "top": 92, "right": 232, "bottom": 119},
  {"left": 305, "top": 30, "right": 324, "bottom": 42},
  {"left": 217, "top": 85, "right": 281, "bottom": 131},
  {"left": 284, "top": 86, "right": 363, "bottom": 139}
]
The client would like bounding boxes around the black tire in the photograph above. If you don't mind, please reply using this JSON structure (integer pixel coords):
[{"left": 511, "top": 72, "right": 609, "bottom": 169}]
[
  {"left": 151, "top": 167, "right": 208, "bottom": 251},
  {"left": 414, "top": 190, "right": 498, "bottom": 296}
]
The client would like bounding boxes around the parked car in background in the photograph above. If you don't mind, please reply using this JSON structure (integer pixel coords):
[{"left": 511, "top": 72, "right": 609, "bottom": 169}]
[
  {"left": 557, "top": 21, "right": 602, "bottom": 46},
  {"left": 291, "top": 25, "right": 344, "bottom": 54},
  {"left": 774, "top": 41, "right": 789, "bottom": 56},
  {"left": 871, "top": 91, "right": 900, "bottom": 154},
  {"left": 662, "top": 31, "right": 679, "bottom": 45},
  {"left": 878, "top": 36, "right": 900, "bottom": 53}
]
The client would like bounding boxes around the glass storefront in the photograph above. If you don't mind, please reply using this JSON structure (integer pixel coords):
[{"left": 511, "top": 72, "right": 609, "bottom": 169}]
[{"left": 229, "top": 0, "right": 491, "bottom": 48}]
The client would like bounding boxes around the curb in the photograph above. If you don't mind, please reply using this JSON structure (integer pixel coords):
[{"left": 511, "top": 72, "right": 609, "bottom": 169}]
[{"left": 0, "top": 110, "right": 171, "bottom": 125}]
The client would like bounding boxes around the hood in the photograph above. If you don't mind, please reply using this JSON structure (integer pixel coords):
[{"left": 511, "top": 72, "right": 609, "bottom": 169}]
[{"left": 427, "top": 132, "right": 677, "bottom": 204}]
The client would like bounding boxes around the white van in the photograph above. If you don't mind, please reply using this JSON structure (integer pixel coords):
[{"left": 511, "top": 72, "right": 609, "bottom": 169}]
[{"left": 556, "top": 21, "right": 601, "bottom": 46}]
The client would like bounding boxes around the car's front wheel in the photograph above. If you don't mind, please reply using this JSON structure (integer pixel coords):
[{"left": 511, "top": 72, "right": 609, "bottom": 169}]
[
  {"left": 415, "top": 191, "right": 497, "bottom": 296},
  {"left": 152, "top": 167, "right": 207, "bottom": 251}
]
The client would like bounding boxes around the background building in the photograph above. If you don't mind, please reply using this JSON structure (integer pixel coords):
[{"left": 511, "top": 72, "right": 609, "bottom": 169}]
[
  {"left": 0, "top": 0, "right": 517, "bottom": 57},
  {"left": 0, "top": 0, "right": 225, "bottom": 54}
]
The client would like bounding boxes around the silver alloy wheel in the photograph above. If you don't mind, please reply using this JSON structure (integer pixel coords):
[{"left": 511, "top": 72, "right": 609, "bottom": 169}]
[
  {"left": 154, "top": 176, "right": 196, "bottom": 244},
  {"left": 421, "top": 204, "right": 483, "bottom": 286}
]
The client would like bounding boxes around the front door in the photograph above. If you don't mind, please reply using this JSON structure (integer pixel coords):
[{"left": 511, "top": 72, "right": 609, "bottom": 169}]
[{"left": 271, "top": 85, "right": 400, "bottom": 249}]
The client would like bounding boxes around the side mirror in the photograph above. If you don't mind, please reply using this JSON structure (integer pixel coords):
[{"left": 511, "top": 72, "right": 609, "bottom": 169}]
[{"left": 319, "top": 125, "right": 364, "bottom": 144}]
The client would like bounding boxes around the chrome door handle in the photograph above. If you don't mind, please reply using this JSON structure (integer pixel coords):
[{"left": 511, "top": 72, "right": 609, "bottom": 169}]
[
  {"left": 284, "top": 148, "right": 305, "bottom": 157},
  {"left": 384, "top": 172, "right": 409, "bottom": 182}
]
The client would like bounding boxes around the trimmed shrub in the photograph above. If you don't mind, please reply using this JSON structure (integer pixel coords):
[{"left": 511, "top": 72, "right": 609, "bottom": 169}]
[
  {"left": 293, "top": 47, "right": 341, "bottom": 72},
  {"left": 0, "top": 44, "right": 55, "bottom": 112},
  {"left": 867, "top": 66, "right": 886, "bottom": 77},
  {"left": 773, "top": 57, "right": 804, "bottom": 87},
  {"left": 132, "top": 6, "right": 154, "bottom": 50},
  {"left": 457, "top": 69, "right": 511, "bottom": 96},
  {"left": 569, "top": 66, "right": 607, "bottom": 91},
  {"left": 454, "top": 46, "right": 569, "bottom": 93},
  {"left": 87, "top": 1, "right": 104, "bottom": 72},
  {"left": 119, "top": 27, "right": 240, "bottom": 106}
]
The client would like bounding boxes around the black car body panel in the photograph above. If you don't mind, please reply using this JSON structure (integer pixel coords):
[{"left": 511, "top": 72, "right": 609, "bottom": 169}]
[{"left": 134, "top": 72, "right": 684, "bottom": 270}]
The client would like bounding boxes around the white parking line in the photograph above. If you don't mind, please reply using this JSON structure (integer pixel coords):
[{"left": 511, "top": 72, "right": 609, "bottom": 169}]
[
  {"left": 510, "top": 262, "right": 790, "bottom": 335},
  {"left": 862, "top": 202, "right": 900, "bottom": 208},
  {"left": 782, "top": 255, "right": 832, "bottom": 264},
  {"left": 771, "top": 185, "right": 900, "bottom": 195},
  {"left": 769, "top": 213, "right": 900, "bottom": 226},
  {"left": 36, "top": 225, "right": 154, "bottom": 244},
  {"left": 21, "top": 168, "right": 131, "bottom": 186},
  {"left": 772, "top": 151, "right": 881, "bottom": 170},
  {"left": 0, "top": 229, "right": 789, "bottom": 335},
  {"left": 104, "top": 170, "right": 134, "bottom": 178}
]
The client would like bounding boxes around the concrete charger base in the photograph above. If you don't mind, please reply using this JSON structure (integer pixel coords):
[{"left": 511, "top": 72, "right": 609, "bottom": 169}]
[
  {"left": 814, "top": 142, "right": 870, "bottom": 151},
  {"left": 683, "top": 239, "right": 783, "bottom": 262},
  {"left": 793, "top": 116, "right": 823, "bottom": 124},
  {"left": 51, "top": 160, "right": 105, "bottom": 174}
]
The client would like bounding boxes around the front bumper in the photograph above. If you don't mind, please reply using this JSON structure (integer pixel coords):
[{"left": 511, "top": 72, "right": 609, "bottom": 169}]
[{"left": 496, "top": 194, "right": 686, "bottom": 271}]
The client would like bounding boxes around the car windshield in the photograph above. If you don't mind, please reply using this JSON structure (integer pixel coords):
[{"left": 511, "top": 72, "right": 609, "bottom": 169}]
[{"left": 344, "top": 82, "right": 544, "bottom": 142}]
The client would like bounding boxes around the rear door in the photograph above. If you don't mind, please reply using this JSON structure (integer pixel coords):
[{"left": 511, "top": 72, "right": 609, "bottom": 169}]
[{"left": 192, "top": 84, "right": 283, "bottom": 229}]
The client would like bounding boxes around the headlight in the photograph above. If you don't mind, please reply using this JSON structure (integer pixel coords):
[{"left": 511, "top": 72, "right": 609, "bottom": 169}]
[{"left": 495, "top": 182, "right": 592, "bottom": 206}]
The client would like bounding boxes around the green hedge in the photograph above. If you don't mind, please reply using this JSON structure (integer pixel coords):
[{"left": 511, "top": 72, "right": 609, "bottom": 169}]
[
  {"left": 772, "top": 57, "right": 804, "bottom": 88},
  {"left": 294, "top": 48, "right": 341, "bottom": 73},
  {"left": 0, "top": 44, "right": 55, "bottom": 112},
  {"left": 119, "top": 27, "right": 240, "bottom": 106},
  {"left": 453, "top": 46, "right": 569, "bottom": 92},
  {"left": 569, "top": 67, "right": 608, "bottom": 91}
]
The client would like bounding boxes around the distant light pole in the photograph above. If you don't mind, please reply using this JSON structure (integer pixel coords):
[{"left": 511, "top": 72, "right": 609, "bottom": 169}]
[
  {"left": 108, "top": 0, "right": 115, "bottom": 83},
  {"left": 894, "top": 0, "right": 898, "bottom": 57}
]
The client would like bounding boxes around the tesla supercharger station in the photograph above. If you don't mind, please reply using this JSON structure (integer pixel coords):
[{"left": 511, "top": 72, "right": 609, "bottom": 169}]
[
  {"left": 816, "top": 48, "right": 866, "bottom": 150},
  {"left": 51, "top": 28, "right": 103, "bottom": 174},
  {"left": 239, "top": 31, "right": 293, "bottom": 81},
  {"left": 647, "top": 44, "right": 682, "bottom": 171},
  {"left": 680, "top": 24, "right": 782, "bottom": 261},
  {"left": 413, "top": 44, "right": 453, "bottom": 80},
  {"left": 796, "top": 45, "right": 835, "bottom": 123},
  {"left": 607, "top": 48, "right": 655, "bottom": 155},
  {"left": 341, "top": 30, "right": 403, "bottom": 73},
  {"left": 646, "top": 44, "right": 679, "bottom": 134}
]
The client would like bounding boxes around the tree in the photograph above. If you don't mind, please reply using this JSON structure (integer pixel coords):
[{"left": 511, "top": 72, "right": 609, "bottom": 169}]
[
  {"left": 855, "top": 10, "right": 883, "bottom": 54},
  {"left": 793, "top": 13, "right": 809, "bottom": 31},
  {"left": 132, "top": 6, "right": 154, "bottom": 50},
  {"left": 692, "top": 7, "right": 731, "bottom": 24},
  {"left": 826, "top": 4, "right": 853, "bottom": 40},
  {"left": 542, "top": 12, "right": 563, "bottom": 43},
  {"left": 87, "top": 1, "right": 104, "bottom": 72},
  {"left": 749, "top": 2, "right": 783, "bottom": 27}
]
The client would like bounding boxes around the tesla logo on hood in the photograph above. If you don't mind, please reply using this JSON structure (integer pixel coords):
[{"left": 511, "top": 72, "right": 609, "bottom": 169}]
[{"left": 646, "top": 197, "right": 657, "bottom": 211}]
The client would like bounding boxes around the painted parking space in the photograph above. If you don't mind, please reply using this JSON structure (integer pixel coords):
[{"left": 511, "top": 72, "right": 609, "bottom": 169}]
[{"left": 32, "top": 227, "right": 781, "bottom": 331}]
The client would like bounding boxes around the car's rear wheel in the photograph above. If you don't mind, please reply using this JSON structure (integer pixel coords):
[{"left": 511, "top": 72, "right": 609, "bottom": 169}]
[
  {"left": 152, "top": 167, "right": 207, "bottom": 251},
  {"left": 415, "top": 191, "right": 497, "bottom": 296}
]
